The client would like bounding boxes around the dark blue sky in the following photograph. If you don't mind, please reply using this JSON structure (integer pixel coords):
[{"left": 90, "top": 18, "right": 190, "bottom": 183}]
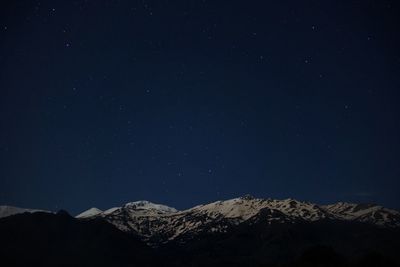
[{"left": 1, "top": 1, "right": 399, "bottom": 214}]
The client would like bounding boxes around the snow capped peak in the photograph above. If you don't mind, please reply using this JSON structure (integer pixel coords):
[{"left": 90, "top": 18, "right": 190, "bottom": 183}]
[
  {"left": 103, "top": 207, "right": 119, "bottom": 215},
  {"left": 189, "top": 197, "right": 266, "bottom": 220},
  {"left": 187, "top": 196, "right": 326, "bottom": 222},
  {"left": 0, "top": 205, "right": 49, "bottom": 218},
  {"left": 123, "top": 200, "right": 177, "bottom": 213},
  {"left": 76, "top": 207, "right": 103, "bottom": 218}
]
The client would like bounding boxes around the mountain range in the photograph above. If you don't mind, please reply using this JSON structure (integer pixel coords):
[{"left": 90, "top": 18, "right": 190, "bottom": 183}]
[{"left": 1, "top": 196, "right": 400, "bottom": 267}]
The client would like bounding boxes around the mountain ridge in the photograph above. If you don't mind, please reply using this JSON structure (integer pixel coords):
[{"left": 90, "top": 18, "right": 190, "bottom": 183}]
[
  {"left": 69, "top": 196, "right": 400, "bottom": 246},
  {"left": 0, "top": 205, "right": 51, "bottom": 219},
  {"left": 1, "top": 197, "right": 400, "bottom": 267}
]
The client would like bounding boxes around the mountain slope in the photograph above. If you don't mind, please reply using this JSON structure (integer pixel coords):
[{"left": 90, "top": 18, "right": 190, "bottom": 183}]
[
  {"left": 161, "top": 217, "right": 400, "bottom": 267},
  {"left": 0, "top": 205, "right": 49, "bottom": 218},
  {"left": 0, "top": 210, "right": 157, "bottom": 267},
  {"left": 322, "top": 202, "right": 400, "bottom": 227},
  {"left": 76, "top": 207, "right": 103, "bottom": 218}
]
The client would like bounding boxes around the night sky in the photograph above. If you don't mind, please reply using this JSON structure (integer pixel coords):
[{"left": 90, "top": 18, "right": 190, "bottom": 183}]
[{"left": 1, "top": 1, "right": 400, "bottom": 214}]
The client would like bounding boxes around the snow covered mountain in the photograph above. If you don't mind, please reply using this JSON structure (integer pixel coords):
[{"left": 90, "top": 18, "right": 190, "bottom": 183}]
[
  {"left": 2, "top": 198, "right": 400, "bottom": 266},
  {"left": 0, "top": 205, "right": 49, "bottom": 218},
  {"left": 75, "top": 196, "right": 400, "bottom": 245}
]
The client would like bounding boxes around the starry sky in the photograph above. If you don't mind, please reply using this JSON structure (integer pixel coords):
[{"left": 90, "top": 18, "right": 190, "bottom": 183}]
[{"left": 1, "top": 1, "right": 400, "bottom": 214}]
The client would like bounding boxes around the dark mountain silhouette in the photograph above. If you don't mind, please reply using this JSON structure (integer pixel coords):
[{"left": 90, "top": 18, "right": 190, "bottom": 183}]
[
  {"left": 159, "top": 216, "right": 400, "bottom": 267},
  {"left": 0, "top": 211, "right": 157, "bottom": 267}
]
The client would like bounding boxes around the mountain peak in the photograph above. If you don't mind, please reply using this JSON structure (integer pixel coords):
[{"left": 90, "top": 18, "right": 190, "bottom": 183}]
[{"left": 76, "top": 207, "right": 103, "bottom": 218}]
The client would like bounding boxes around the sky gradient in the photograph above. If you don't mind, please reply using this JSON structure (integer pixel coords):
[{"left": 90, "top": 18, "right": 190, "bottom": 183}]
[{"left": 1, "top": 1, "right": 400, "bottom": 214}]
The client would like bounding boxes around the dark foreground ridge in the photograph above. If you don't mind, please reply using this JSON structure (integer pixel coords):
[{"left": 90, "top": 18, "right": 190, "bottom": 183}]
[
  {"left": 1, "top": 198, "right": 400, "bottom": 267},
  {"left": 0, "top": 211, "right": 155, "bottom": 266}
]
